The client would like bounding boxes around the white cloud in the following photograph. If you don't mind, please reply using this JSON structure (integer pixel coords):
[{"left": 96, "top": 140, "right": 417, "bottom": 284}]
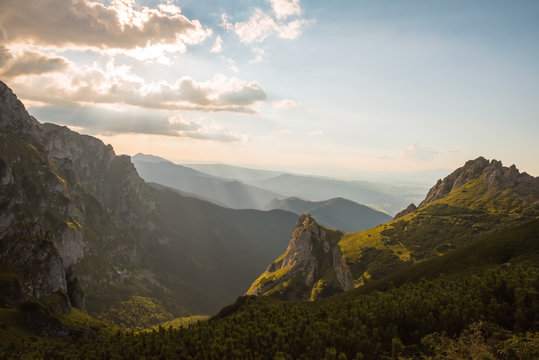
[
  {"left": 400, "top": 143, "right": 439, "bottom": 161},
  {"left": 8, "top": 58, "right": 266, "bottom": 113},
  {"left": 270, "top": 0, "right": 302, "bottom": 20},
  {"left": 30, "top": 105, "right": 247, "bottom": 142},
  {"left": 0, "top": 46, "right": 68, "bottom": 78},
  {"left": 0, "top": 0, "right": 212, "bottom": 52},
  {"left": 211, "top": 36, "right": 223, "bottom": 53},
  {"left": 272, "top": 99, "right": 300, "bottom": 109},
  {"left": 309, "top": 130, "right": 323, "bottom": 136},
  {"left": 221, "top": 7, "right": 312, "bottom": 44}
]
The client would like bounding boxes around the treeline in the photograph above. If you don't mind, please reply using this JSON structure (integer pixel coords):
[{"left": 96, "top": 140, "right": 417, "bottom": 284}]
[{"left": 2, "top": 265, "right": 537, "bottom": 359}]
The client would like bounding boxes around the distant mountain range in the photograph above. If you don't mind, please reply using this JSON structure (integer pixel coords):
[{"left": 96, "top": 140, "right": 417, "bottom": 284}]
[
  {"left": 183, "top": 163, "right": 285, "bottom": 182},
  {"left": 264, "top": 197, "right": 392, "bottom": 233},
  {"left": 132, "top": 154, "right": 283, "bottom": 209},
  {"left": 248, "top": 173, "right": 426, "bottom": 215},
  {"left": 133, "top": 154, "right": 427, "bottom": 216}
]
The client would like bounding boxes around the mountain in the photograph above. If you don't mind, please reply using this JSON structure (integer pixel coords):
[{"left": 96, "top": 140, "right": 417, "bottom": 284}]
[
  {"left": 264, "top": 197, "right": 391, "bottom": 232},
  {"left": 248, "top": 173, "right": 426, "bottom": 215},
  {"left": 0, "top": 81, "right": 298, "bottom": 319},
  {"left": 246, "top": 214, "right": 353, "bottom": 301},
  {"left": 184, "top": 163, "right": 285, "bottom": 182},
  {"left": 248, "top": 156, "right": 539, "bottom": 300},
  {"left": 132, "top": 155, "right": 285, "bottom": 209}
]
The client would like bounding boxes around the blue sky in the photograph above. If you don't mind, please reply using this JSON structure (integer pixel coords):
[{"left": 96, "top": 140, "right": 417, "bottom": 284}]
[{"left": 1, "top": 0, "right": 538, "bottom": 177}]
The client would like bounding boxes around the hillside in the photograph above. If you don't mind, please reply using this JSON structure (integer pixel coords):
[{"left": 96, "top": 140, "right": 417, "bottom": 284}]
[
  {"left": 264, "top": 196, "right": 391, "bottom": 232},
  {"left": 0, "top": 81, "right": 298, "bottom": 320},
  {"left": 248, "top": 156, "right": 539, "bottom": 300},
  {"left": 132, "top": 155, "right": 285, "bottom": 209}
]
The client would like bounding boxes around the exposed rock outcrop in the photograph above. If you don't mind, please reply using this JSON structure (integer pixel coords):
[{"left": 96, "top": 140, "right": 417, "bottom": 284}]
[
  {"left": 0, "top": 81, "right": 141, "bottom": 312},
  {"left": 393, "top": 203, "right": 417, "bottom": 220},
  {"left": 247, "top": 214, "right": 353, "bottom": 301},
  {"left": 419, "top": 157, "right": 539, "bottom": 207}
]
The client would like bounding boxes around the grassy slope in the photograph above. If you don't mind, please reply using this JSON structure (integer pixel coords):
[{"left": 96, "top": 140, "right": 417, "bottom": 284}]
[
  {"left": 338, "top": 172, "right": 539, "bottom": 286},
  {"left": 336, "top": 217, "right": 539, "bottom": 299}
]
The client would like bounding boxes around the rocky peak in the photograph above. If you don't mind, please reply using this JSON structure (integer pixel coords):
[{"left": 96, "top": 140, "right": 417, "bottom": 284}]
[
  {"left": 419, "top": 157, "right": 490, "bottom": 206},
  {"left": 246, "top": 213, "right": 353, "bottom": 301},
  {"left": 0, "top": 81, "right": 40, "bottom": 136},
  {"left": 418, "top": 157, "right": 538, "bottom": 207}
]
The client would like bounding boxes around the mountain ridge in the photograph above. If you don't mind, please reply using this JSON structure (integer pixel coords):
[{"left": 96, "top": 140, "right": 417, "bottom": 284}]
[
  {"left": 132, "top": 157, "right": 285, "bottom": 209},
  {"left": 247, "top": 154, "right": 539, "bottom": 300}
]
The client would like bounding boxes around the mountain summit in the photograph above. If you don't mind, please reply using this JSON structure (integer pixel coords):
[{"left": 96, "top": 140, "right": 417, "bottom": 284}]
[{"left": 419, "top": 156, "right": 538, "bottom": 207}]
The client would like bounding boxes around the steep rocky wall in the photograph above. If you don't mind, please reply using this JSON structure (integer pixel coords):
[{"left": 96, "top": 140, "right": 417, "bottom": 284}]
[{"left": 247, "top": 214, "right": 353, "bottom": 301}]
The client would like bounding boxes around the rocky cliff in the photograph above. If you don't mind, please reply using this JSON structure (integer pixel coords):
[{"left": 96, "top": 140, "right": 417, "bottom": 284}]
[
  {"left": 0, "top": 80, "right": 298, "bottom": 318},
  {"left": 0, "top": 81, "right": 144, "bottom": 312},
  {"left": 247, "top": 214, "right": 353, "bottom": 301}
]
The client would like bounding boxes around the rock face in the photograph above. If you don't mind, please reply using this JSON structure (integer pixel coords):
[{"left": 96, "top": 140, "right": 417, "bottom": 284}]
[
  {"left": 247, "top": 214, "right": 353, "bottom": 301},
  {"left": 0, "top": 81, "right": 142, "bottom": 312},
  {"left": 0, "top": 80, "right": 299, "bottom": 316},
  {"left": 393, "top": 203, "right": 417, "bottom": 220},
  {"left": 393, "top": 157, "right": 539, "bottom": 217},
  {"left": 419, "top": 157, "right": 538, "bottom": 207}
]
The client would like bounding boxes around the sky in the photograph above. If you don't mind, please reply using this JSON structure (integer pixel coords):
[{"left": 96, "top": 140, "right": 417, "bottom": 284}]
[{"left": 1, "top": 0, "right": 538, "bottom": 178}]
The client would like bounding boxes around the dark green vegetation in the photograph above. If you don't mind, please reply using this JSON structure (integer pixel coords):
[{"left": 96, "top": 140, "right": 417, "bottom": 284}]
[
  {"left": 98, "top": 296, "right": 173, "bottom": 331},
  {"left": 0, "top": 81, "right": 298, "bottom": 320},
  {"left": 264, "top": 196, "right": 392, "bottom": 232},
  {"left": 2, "top": 265, "right": 537, "bottom": 359}
]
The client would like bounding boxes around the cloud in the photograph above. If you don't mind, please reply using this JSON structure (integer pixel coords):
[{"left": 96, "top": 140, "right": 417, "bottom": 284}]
[
  {"left": 0, "top": 0, "right": 211, "bottom": 52},
  {"left": 9, "top": 59, "right": 267, "bottom": 113},
  {"left": 309, "top": 130, "right": 323, "bottom": 136},
  {"left": 0, "top": 47, "right": 69, "bottom": 78},
  {"left": 270, "top": 0, "right": 302, "bottom": 20},
  {"left": 0, "top": 46, "right": 11, "bottom": 67},
  {"left": 400, "top": 143, "right": 439, "bottom": 161},
  {"left": 30, "top": 105, "right": 246, "bottom": 142},
  {"left": 211, "top": 36, "right": 223, "bottom": 53},
  {"left": 221, "top": 7, "right": 312, "bottom": 44},
  {"left": 272, "top": 99, "right": 300, "bottom": 109}
]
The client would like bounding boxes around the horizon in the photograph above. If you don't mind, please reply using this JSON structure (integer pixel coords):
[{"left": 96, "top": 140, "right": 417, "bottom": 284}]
[{"left": 2, "top": 0, "right": 538, "bottom": 177}]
